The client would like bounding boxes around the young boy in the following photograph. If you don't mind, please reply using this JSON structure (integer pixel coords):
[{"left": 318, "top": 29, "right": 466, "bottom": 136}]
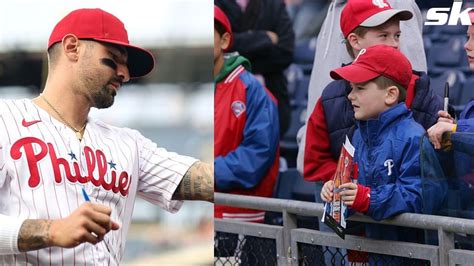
[
  {"left": 321, "top": 44, "right": 436, "bottom": 263},
  {"left": 214, "top": 6, "right": 279, "bottom": 265},
  {"left": 304, "top": 0, "right": 443, "bottom": 184}
]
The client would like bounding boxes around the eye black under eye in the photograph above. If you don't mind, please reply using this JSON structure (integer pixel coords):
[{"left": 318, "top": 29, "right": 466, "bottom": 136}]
[{"left": 101, "top": 58, "right": 118, "bottom": 70}]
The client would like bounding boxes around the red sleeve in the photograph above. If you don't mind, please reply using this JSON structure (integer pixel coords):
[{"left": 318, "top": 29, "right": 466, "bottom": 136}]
[
  {"left": 351, "top": 184, "right": 371, "bottom": 213},
  {"left": 303, "top": 98, "right": 337, "bottom": 182}
]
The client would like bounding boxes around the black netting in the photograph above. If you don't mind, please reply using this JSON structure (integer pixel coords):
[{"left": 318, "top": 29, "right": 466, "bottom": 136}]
[
  {"left": 298, "top": 243, "right": 429, "bottom": 266},
  {"left": 214, "top": 232, "right": 277, "bottom": 265}
]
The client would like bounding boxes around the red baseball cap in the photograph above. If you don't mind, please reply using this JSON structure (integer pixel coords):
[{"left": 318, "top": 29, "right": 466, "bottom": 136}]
[
  {"left": 48, "top": 8, "right": 155, "bottom": 79},
  {"left": 340, "top": 0, "right": 413, "bottom": 38},
  {"left": 330, "top": 44, "right": 412, "bottom": 89},
  {"left": 214, "top": 5, "right": 233, "bottom": 51}
]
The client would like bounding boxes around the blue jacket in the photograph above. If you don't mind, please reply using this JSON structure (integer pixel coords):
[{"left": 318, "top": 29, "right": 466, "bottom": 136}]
[
  {"left": 353, "top": 103, "right": 425, "bottom": 241},
  {"left": 458, "top": 100, "right": 474, "bottom": 132},
  {"left": 214, "top": 55, "right": 280, "bottom": 220},
  {"left": 321, "top": 71, "right": 442, "bottom": 160}
]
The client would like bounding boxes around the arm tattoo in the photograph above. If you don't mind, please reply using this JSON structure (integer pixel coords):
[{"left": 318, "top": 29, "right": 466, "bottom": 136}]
[
  {"left": 18, "top": 219, "right": 52, "bottom": 252},
  {"left": 173, "top": 162, "right": 214, "bottom": 202}
]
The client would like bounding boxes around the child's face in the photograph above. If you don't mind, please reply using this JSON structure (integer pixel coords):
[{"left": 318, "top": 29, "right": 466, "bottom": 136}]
[
  {"left": 348, "top": 81, "right": 390, "bottom": 121},
  {"left": 357, "top": 19, "right": 401, "bottom": 51},
  {"left": 465, "top": 25, "right": 474, "bottom": 70}
]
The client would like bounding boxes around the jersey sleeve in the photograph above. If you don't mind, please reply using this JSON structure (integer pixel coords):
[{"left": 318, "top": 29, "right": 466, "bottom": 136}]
[
  {"left": 0, "top": 101, "right": 24, "bottom": 255},
  {"left": 0, "top": 214, "right": 25, "bottom": 255},
  {"left": 135, "top": 132, "right": 198, "bottom": 213},
  {"left": 0, "top": 111, "right": 8, "bottom": 187}
]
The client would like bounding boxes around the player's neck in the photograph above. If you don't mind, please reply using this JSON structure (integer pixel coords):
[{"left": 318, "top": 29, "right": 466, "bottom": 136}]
[{"left": 33, "top": 85, "right": 90, "bottom": 130}]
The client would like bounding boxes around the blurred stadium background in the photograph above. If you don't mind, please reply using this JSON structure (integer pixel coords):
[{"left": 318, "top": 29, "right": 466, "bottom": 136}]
[{"left": 0, "top": 0, "right": 213, "bottom": 264}]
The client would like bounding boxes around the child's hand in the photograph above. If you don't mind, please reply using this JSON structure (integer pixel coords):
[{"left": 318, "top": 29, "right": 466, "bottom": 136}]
[
  {"left": 338, "top": 182, "right": 358, "bottom": 206},
  {"left": 320, "top": 180, "right": 334, "bottom": 202},
  {"left": 427, "top": 121, "right": 456, "bottom": 149},
  {"left": 437, "top": 110, "right": 454, "bottom": 123}
]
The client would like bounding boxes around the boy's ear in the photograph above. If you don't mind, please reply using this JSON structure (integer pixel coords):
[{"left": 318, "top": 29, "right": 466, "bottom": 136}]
[
  {"left": 347, "top": 33, "right": 362, "bottom": 52},
  {"left": 385, "top": 86, "right": 400, "bottom": 106},
  {"left": 220, "top": 32, "right": 231, "bottom": 51}
]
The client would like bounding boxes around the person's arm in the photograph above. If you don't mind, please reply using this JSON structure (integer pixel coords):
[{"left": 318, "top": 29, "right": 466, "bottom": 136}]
[
  {"left": 428, "top": 110, "right": 457, "bottom": 149},
  {"left": 0, "top": 203, "right": 118, "bottom": 255},
  {"left": 215, "top": 79, "right": 279, "bottom": 191},
  {"left": 410, "top": 72, "right": 443, "bottom": 130},
  {"left": 172, "top": 162, "right": 214, "bottom": 202},
  {"left": 233, "top": 1, "right": 294, "bottom": 74},
  {"left": 456, "top": 118, "right": 474, "bottom": 132},
  {"left": 304, "top": 98, "right": 337, "bottom": 182}
]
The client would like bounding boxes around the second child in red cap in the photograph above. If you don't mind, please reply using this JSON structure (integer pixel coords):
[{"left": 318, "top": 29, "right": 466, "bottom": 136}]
[
  {"left": 214, "top": 5, "right": 280, "bottom": 265},
  {"left": 321, "top": 45, "right": 444, "bottom": 264},
  {"left": 303, "top": 0, "right": 444, "bottom": 185}
]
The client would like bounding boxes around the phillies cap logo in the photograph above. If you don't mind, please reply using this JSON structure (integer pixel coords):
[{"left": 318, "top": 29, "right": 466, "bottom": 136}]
[
  {"left": 372, "top": 0, "right": 388, "bottom": 8},
  {"left": 231, "top": 101, "right": 246, "bottom": 117},
  {"left": 354, "top": 48, "right": 367, "bottom": 62}
]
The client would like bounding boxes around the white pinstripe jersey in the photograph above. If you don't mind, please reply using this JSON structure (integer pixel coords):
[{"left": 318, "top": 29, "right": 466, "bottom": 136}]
[{"left": 0, "top": 99, "right": 197, "bottom": 265}]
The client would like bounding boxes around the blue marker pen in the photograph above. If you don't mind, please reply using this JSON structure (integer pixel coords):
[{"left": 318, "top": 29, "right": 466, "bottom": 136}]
[{"left": 81, "top": 188, "right": 90, "bottom": 202}]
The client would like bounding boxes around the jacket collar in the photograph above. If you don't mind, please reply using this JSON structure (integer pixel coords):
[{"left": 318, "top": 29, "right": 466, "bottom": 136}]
[
  {"left": 214, "top": 52, "right": 252, "bottom": 83},
  {"left": 356, "top": 103, "right": 411, "bottom": 144}
]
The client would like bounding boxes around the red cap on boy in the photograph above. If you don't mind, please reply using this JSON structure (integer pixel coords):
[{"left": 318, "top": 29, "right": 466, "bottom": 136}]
[
  {"left": 340, "top": 0, "right": 413, "bottom": 38},
  {"left": 214, "top": 5, "right": 233, "bottom": 51},
  {"left": 330, "top": 44, "right": 412, "bottom": 89}
]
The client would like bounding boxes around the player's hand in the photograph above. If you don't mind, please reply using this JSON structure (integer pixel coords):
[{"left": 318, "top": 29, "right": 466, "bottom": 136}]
[
  {"left": 266, "top": 31, "right": 279, "bottom": 44},
  {"left": 338, "top": 183, "right": 357, "bottom": 206},
  {"left": 49, "top": 202, "right": 120, "bottom": 248},
  {"left": 320, "top": 180, "right": 334, "bottom": 203},
  {"left": 437, "top": 110, "right": 454, "bottom": 124},
  {"left": 427, "top": 121, "right": 456, "bottom": 149}
]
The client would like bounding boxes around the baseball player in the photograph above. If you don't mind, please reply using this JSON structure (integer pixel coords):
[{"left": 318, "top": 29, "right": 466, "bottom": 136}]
[{"left": 0, "top": 8, "right": 213, "bottom": 265}]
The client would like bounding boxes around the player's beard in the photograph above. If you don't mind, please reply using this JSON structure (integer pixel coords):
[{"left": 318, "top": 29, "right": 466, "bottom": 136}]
[{"left": 92, "top": 82, "right": 116, "bottom": 109}]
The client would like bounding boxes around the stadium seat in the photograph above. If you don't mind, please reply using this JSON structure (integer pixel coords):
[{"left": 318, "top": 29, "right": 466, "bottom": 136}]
[
  {"left": 431, "top": 24, "right": 468, "bottom": 41},
  {"left": 280, "top": 105, "right": 306, "bottom": 167},
  {"left": 293, "top": 37, "right": 317, "bottom": 65},
  {"left": 428, "top": 70, "right": 465, "bottom": 105},
  {"left": 427, "top": 37, "right": 469, "bottom": 72},
  {"left": 457, "top": 75, "right": 474, "bottom": 110},
  {"left": 290, "top": 75, "right": 310, "bottom": 107},
  {"left": 266, "top": 168, "right": 317, "bottom": 228},
  {"left": 285, "top": 64, "right": 304, "bottom": 98},
  {"left": 271, "top": 168, "right": 316, "bottom": 202},
  {"left": 273, "top": 168, "right": 297, "bottom": 200},
  {"left": 423, "top": 36, "right": 432, "bottom": 55},
  {"left": 291, "top": 170, "right": 316, "bottom": 202}
]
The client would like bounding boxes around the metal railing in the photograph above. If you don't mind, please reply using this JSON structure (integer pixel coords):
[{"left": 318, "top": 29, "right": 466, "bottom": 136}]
[{"left": 214, "top": 192, "right": 474, "bottom": 265}]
